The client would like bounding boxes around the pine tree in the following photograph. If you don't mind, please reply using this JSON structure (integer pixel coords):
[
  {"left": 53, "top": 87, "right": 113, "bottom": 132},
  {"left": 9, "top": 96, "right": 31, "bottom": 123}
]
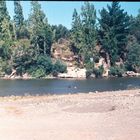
[
  {"left": 81, "top": 2, "right": 97, "bottom": 62},
  {"left": 1, "top": 18, "right": 11, "bottom": 40},
  {"left": 52, "top": 24, "right": 69, "bottom": 42},
  {"left": 126, "top": 42, "right": 140, "bottom": 72},
  {"left": 13, "top": 1, "right": 24, "bottom": 29},
  {"left": 70, "top": 9, "right": 83, "bottom": 56},
  {"left": 129, "top": 10, "right": 140, "bottom": 44},
  {"left": 0, "top": 1, "right": 10, "bottom": 21},
  {"left": 13, "top": 1, "right": 25, "bottom": 39},
  {"left": 98, "top": 2, "right": 130, "bottom": 66},
  {"left": 29, "top": 1, "right": 53, "bottom": 56},
  {"left": 0, "top": 0, "right": 11, "bottom": 40}
]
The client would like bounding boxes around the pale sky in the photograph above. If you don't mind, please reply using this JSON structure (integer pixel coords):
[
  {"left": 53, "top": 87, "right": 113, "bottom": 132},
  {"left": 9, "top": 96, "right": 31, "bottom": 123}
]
[{"left": 6, "top": 1, "right": 140, "bottom": 29}]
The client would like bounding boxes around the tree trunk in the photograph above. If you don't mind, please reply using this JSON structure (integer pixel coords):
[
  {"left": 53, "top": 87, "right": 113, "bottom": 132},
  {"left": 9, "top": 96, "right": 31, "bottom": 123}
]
[{"left": 106, "top": 52, "right": 111, "bottom": 68}]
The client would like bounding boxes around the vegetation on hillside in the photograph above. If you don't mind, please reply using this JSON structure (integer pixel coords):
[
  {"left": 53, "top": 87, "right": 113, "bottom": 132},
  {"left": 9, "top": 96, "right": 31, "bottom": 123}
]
[{"left": 0, "top": 1, "right": 140, "bottom": 78}]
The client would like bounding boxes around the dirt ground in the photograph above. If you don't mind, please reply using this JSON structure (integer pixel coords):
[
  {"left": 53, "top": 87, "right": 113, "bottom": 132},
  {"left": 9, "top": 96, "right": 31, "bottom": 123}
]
[{"left": 0, "top": 89, "right": 140, "bottom": 140}]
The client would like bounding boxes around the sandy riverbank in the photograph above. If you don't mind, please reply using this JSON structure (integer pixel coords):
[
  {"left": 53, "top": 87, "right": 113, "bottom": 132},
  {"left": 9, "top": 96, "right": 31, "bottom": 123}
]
[{"left": 0, "top": 89, "right": 140, "bottom": 140}]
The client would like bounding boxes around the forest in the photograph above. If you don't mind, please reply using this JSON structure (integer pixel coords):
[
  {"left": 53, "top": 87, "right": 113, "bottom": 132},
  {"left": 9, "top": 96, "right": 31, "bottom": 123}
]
[{"left": 0, "top": 1, "right": 140, "bottom": 78}]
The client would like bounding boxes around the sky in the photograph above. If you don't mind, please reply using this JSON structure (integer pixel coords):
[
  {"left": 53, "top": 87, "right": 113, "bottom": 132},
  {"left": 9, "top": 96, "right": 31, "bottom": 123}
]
[{"left": 6, "top": 1, "right": 140, "bottom": 29}]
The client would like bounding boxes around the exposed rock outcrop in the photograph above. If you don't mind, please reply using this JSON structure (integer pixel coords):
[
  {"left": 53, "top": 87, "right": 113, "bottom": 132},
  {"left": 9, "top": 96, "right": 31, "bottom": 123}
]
[{"left": 58, "top": 67, "right": 86, "bottom": 78}]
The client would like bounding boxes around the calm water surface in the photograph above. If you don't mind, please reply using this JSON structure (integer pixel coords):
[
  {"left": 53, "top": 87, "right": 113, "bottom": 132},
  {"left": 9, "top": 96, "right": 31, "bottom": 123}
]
[{"left": 0, "top": 77, "right": 140, "bottom": 96}]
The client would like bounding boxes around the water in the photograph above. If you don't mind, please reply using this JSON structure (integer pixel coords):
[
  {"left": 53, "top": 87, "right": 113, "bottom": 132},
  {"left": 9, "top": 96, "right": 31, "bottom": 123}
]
[{"left": 0, "top": 77, "right": 140, "bottom": 96}]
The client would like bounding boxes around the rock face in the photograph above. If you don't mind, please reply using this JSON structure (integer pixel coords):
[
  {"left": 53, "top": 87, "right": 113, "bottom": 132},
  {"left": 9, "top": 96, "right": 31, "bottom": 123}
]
[
  {"left": 126, "top": 71, "right": 140, "bottom": 76},
  {"left": 58, "top": 67, "right": 86, "bottom": 78},
  {"left": 52, "top": 39, "right": 74, "bottom": 62},
  {"left": 94, "top": 57, "right": 110, "bottom": 77},
  {"left": 52, "top": 39, "right": 86, "bottom": 78}
]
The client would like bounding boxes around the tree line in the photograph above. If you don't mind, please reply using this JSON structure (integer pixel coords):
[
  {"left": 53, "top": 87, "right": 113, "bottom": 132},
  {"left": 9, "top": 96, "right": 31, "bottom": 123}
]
[
  {"left": 70, "top": 1, "right": 140, "bottom": 77},
  {"left": 0, "top": 1, "right": 140, "bottom": 78}
]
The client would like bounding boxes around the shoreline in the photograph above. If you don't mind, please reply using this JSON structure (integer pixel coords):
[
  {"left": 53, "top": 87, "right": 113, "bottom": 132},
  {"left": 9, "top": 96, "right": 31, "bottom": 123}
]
[
  {"left": 0, "top": 88, "right": 140, "bottom": 99},
  {"left": 0, "top": 89, "right": 140, "bottom": 140},
  {"left": 1, "top": 74, "right": 140, "bottom": 80}
]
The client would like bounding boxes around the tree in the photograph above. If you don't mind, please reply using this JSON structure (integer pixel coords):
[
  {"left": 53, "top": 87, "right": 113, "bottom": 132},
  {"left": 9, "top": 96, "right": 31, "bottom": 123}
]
[
  {"left": 29, "top": 1, "right": 53, "bottom": 56},
  {"left": 12, "top": 46, "right": 36, "bottom": 76},
  {"left": 36, "top": 55, "right": 53, "bottom": 75},
  {"left": 81, "top": 2, "right": 97, "bottom": 62},
  {"left": 0, "top": 42, "right": 12, "bottom": 60},
  {"left": 70, "top": 9, "right": 83, "bottom": 56},
  {"left": 14, "top": 1, "right": 28, "bottom": 39},
  {"left": 98, "top": 2, "right": 130, "bottom": 66},
  {"left": 14, "top": 1, "right": 24, "bottom": 29},
  {"left": 1, "top": 18, "right": 12, "bottom": 40},
  {"left": 0, "top": 1, "right": 11, "bottom": 40},
  {"left": 0, "top": 1, "right": 10, "bottom": 24},
  {"left": 125, "top": 38, "right": 140, "bottom": 72},
  {"left": 129, "top": 10, "right": 140, "bottom": 44},
  {"left": 52, "top": 24, "right": 69, "bottom": 42}
]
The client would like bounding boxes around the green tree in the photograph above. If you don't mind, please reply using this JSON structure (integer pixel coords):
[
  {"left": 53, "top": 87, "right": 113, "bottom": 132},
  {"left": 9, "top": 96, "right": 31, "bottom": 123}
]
[
  {"left": 0, "top": 42, "right": 12, "bottom": 60},
  {"left": 1, "top": 18, "right": 12, "bottom": 40},
  {"left": 98, "top": 2, "right": 130, "bottom": 66},
  {"left": 53, "top": 60, "right": 67, "bottom": 73},
  {"left": 129, "top": 10, "right": 140, "bottom": 44},
  {"left": 125, "top": 42, "right": 140, "bottom": 72},
  {"left": 12, "top": 46, "right": 35, "bottom": 76},
  {"left": 14, "top": 1, "right": 29, "bottom": 39},
  {"left": 0, "top": 8, "right": 13, "bottom": 63},
  {"left": 52, "top": 24, "right": 69, "bottom": 42},
  {"left": 14, "top": 1, "right": 24, "bottom": 29},
  {"left": 36, "top": 55, "right": 53, "bottom": 74},
  {"left": 81, "top": 2, "right": 97, "bottom": 62},
  {"left": 70, "top": 9, "right": 83, "bottom": 56},
  {"left": 29, "top": 1, "right": 53, "bottom": 56},
  {"left": 0, "top": 1, "right": 11, "bottom": 40}
]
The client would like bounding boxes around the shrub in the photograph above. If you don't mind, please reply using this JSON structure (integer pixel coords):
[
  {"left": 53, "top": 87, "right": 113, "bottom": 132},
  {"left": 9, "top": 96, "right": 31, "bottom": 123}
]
[
  {"left": 31, "top": 68, "right": 46, "bottom": 78},
  {"left": 0, "top": 42, "right": 11, "bottom": 60},
  {"left": 109, "top": 66, "right": 124, "bottom": 77},
  {"left": 13, "top": 55, "right": 29, "bottom": 76},
  {"left": 125, "top": 43, "right": 140, "bottom": 72},
  {"left": 16, "top": 66, "right": 25, "bottom": 76},
  {"left": 94, "top": 55, "right": 100, "bottom": 63},
  {"left": 86, "top": 69, "right": 93, "bottom": 79},
  {"left": 53, "top": 60, "right": 67, "bottom": 73},
  {"left": 26, "top": 66, "right": 37, "bottom": 75},
  {"left": 37, "top": 55, "right": 53, "bottom": 75},
  {"left": 85, "top": 61, "right": 94, "bottom": 70},
  {"left": 4, "top": 65, "right": 12, "bottom": 75},
  {"left": 93, "top": 65, "right": 104, "bottom": 78},
  {"left": 0, "top": 59, "right": 12, "bottom": 75}
]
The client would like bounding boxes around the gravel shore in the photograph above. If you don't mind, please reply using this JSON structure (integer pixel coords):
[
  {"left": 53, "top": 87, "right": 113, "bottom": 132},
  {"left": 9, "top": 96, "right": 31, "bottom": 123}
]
[{"left": 0, "top": 89, "right": 140, "bottom": 140}]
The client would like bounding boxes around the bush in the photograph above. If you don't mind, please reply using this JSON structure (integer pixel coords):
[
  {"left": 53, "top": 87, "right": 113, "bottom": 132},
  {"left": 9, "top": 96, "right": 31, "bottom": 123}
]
[
  {"left": 0, "top": 42, "right": 11, "bottom": 60},
  {"left": 86, "top": 64, "right": 104, "bottom": 79},
  {"left": 85, "top": 61, "right": 94, "bottom": 70},
  {"left": 94, "top": 55, "right": 100, "bottom": 63},
  {"left": 31, "top": 68, "right": 46, "bottom": 78},
  {"left": 125, "top": 43, "right": 140, "bottom": 72},
  {"left": 86, "top": 69, "right": 93, "bottom": 79},
  {"left": 26, "top": 65, "right": 36, "bottom": 74},
  {"left": 16, "top": 66, "right": 25, "bottom": 76},
  {"left": 4, "top": 65, "right": 12, "bottom": 75},
  {"left": 13, "top": 46, "right": 35, "bottom": 76},
  {"left": 109, "top": 66, "right": 125, "bottom": 77},
  {"left": 52, "top": 60, "right": 67, "bottom": 74},
  {"left": 37, "top": 55, "right": 53, "bottom": 75},
  {"left": 93, "top": 65, "right": 104, "bottom": 78},
  {"left": 0, "top": 59, "right": 12, "bottom": 75}
]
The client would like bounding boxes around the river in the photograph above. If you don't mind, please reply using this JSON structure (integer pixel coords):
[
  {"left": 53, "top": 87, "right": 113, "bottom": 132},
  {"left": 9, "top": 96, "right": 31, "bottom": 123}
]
[{"left": 0, "top": 77, "right": 140, "bottom": 96}]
